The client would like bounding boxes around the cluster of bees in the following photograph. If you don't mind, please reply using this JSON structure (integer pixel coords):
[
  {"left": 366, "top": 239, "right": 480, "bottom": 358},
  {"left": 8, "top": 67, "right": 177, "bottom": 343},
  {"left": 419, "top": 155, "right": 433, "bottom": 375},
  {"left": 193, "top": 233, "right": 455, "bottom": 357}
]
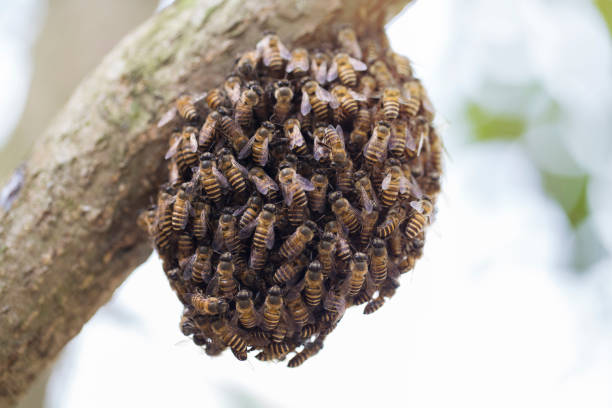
[{"left": 139, "top": 27, "right": 442, "bottom": 367}]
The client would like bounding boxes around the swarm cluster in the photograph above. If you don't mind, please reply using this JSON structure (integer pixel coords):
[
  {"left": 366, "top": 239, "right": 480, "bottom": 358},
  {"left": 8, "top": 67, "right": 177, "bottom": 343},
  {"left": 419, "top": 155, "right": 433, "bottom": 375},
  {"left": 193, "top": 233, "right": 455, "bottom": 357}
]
[{"left": 140, "top": 27, "right": 442, "bottom": 367}]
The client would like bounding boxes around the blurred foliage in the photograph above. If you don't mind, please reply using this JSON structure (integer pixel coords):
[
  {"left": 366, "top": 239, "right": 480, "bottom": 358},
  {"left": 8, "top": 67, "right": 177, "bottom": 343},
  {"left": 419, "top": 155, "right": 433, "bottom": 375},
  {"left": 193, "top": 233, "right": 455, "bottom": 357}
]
[
  {"left": 465, "top": 103, "right": 525, "bottom": 142},
  {"left": 594, "top": 0, "right": 612, "bottom": 38},
  {"left": 540, "top": 172, "right": 589, "bottom": 228}
]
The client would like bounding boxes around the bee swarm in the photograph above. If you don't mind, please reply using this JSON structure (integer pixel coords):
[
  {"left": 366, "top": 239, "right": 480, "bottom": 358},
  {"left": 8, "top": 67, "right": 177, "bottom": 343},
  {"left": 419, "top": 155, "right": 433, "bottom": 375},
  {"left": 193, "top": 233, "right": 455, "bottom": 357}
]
[{"left": 140, "top": 27, "right": 442, "bottom": 367}]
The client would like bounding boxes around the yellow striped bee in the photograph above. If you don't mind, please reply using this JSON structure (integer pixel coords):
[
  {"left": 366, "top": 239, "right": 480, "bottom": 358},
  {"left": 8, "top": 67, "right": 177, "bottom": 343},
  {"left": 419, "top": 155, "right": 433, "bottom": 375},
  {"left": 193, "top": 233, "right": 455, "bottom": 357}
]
[
  {"left": 310, "top": 51, "right": 330, "bottom": 85},
  {"left": 359, "top": 75, "right": 378, "bottom": 99},
  {"left": 381, "top": 165, "right": 409, "bottom": 208},
  {"left": 198, "top": 111, "right": 220, "bottom": 151},
  {"left": 256, "top": 33, "right": 291, "bottom": 74},
  {"left": 197, "top": 153, "right": 229, "bottom": 205},
  {"left": 317, "top": 232, "right": 336, "bottom": 275},
  {"left": 273, "top": 80, "right": 294, "bottom": 123},
  {"left": 288, "top": 341, "right": 323, "bottom": 367},
  {"left": 308, "top": 172, "right": 328, "bottom": 214},
  {"left": 218, "top": 106, "right": 249, "bottom": 154},
  {"left": 301, "top": 80, "right": 334, "bottom": 122},
  {"left": 283, "top": 118, "right": 307, "bottom": 156},
  {"left": 355, "top": 170, "right": 379, "bottom": 213},
  {"left": 331, "top": 196, "right": 361, "bottom": 235},
  {"left": 344, "top": 252, "right": 368, "bottom": 297},
  {"left": 324, "top": 124, "right": 348, "bottom": 165},
  {"left": 359, "top": 209, "right": 379, "bottom": 249},
  {"left": 213, "top": 252, "right": 238, "bottom": 299},
  {"left": 190, "top": 245, "right": 212, "bottom": 285},
  {"left": 236, "top": 50, "right": 259, "bottom": 78},
  {"left": 381, "top": 87, "right": 403, "bottom": 121},
  {"left": 274, "top": 256, "right": 307, "bottom": 285},
  {"left": 165, "top": 128, "right": 198, "bottom": 175},
  {"left": 330, "top": 85, "right": 366, "bottom": 119},
  {"left": 277, "top": 167, "right": 315, "bottom": 208},
  {"left": 369, "top": 238, "right": 388, "bottom": 286},
  {"left": 213, "top": 213, "right": 243, "bottom": 256},
  {"left": 217, "top": 148, "right": 248, "bottom": 194},
  {"left": 176, "top": 94, "right": 198, "bottom": 122},
  {"left": 205, "top": 88, "right": 229, "bottom": 110},
  {"left": 337, "top": 26, "right": 362, "bottom": 59},
  {"left": 390, "top": 52, "right": 413, "bottom": 79},
  {"left": 302, "top": 260, "right": 324, "bottom": 307},
  {"left": 405, "top": 197, "right": 434, "bottom": 239},
  {"left": 239, "top": 122, "right": 274, "bottom": 167},
  {"left": 376, "top": 205, "right": 405, "bottom": 239},
  {"left": 279, "top": 222, "right": 315, "bottom": 260},
  {"left": 286, "top": 47, "right": 309, "bottom": 77},
  {"left": 234, "top": 88, "right": 259, "bottom": 129},
  {"left": 248, "top": 167, "right": 280, "bottom": 201},
  {"left": 363, "top": 121, "right": 391, "bottom": 167},
  {"left": 286, "top": 290, "right": 312, "bottom": 327},
  {"left": 211, "top": 319, "right": 247, "bottom": 361},
  {"left": 224, "top": 74, "right": 242, "bottom": 105},
  {"left": 190, "top": 293, "right": 228, "bottom": 315},
  {"left": 364, "top": 277, "right": 400, "bottom": 315},
  {"left": 235, "top": 194, "right": 262, "bottom": 230},
  {"left": 369, "top": 60, "right": 394, "bottom": 88},
  {"left": 401, "top": 79, "right": 422, "bottom": 117},
  {"left": 261, "top": 285, "right": 283, "bottom": 331},
  {"left": 240, "top": 203, "right": 276, "bottom": 251},
  {"left": 236, "top": 289, "right": 258, "bottom": 329},
  {"left": 171, "top": 189, "right": 191, "bottom": 231},
  {"left": 327, "top": 53, "right": 367, "bottom": 87}
]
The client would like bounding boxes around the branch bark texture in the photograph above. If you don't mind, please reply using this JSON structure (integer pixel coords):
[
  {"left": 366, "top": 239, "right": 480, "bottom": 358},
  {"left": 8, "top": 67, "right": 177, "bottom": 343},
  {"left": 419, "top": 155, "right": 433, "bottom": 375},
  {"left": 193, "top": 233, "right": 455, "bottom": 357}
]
[{"left": 0, "top": 0, "right": 412, "bottom": 405}]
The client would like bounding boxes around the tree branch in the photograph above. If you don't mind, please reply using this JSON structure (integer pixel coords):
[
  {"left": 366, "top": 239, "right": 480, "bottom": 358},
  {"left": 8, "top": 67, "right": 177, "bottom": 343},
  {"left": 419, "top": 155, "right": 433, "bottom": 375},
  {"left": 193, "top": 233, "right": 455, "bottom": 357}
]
[{"left": 0, "top": 0, "right": 413, "bottom": 405}]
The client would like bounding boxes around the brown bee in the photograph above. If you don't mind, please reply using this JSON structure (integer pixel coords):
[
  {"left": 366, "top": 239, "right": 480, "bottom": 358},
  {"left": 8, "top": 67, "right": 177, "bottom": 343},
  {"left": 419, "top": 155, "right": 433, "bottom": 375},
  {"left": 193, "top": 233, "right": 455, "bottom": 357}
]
[
  {"left": 205, "top": 88, "right": 229, "bottom": 110},
  {"left": 248, "top": 167, "right": 280, "bottom": 201},
  {"left": 309, "top": 51, "right": 329, "bottom": 85},
  {"left": 323, "top": 288, "right": 347, "bottom": 319},
  {"left": 312, "top": 126, "right": 331, "bottom": 162},
  {"left": 256, "top": 33, "right": 291, "bottom": 73},
  {"left": 283, "top": 118, "right": 307, "bottom": 156},
  {"left": 324, "top": 220, "right": 352, "bottom": 262},
  {"left": 317, "top": 232, "right": 336, "bottom": 275},
  {"left": 288, "top": 341, "right": 323, "bottom": 367},
  {"left": 381, "top": 87, "right": 402, "bottom": 121},
  {"left": 261, "top": 285, "right": 283, "bottom": 331},
  {"left": 217, "top": 149, "right": 248, "bottom": 194},
  {"left": 279, "top": 223, "right": 315, "bottom": 260},
  {"left": 376, "top": 205, "right": 405, "bottom": 239},
  {"left": 270, "top": 323, "right": 288, "bottom": 344},
  {"left": 239, "top": 122, "right": 274, "bottom": 167},
  {"left": 191, "top": 293, "right": 228, "bottom": 315},
  {"left": 345, "top": 252, "right": 368, "bottom": 297},
  {"left": 211, "top": 319, "right": 247, "bottom": 361},
  {"left": 235, "top": 194, "right": 262, "bottom": 230},
  {"left": 274, "top": 256, "right": 307, "bottom": 285},
  {"left": 388, "top": 228, "right": 403, "bottom": 257},
  {"left": 286, "top": 290, "right": 311, "bottom": 327},
  {"left": 364, "top": 278, "right": 400, "bottom": 315},
  {"left": 389, "top": 119, "right": 410, "bottom": 157},
  {"left": 234, "top": 88, "right": 259, "bottom": 129},
  {"left": 405, "top": 197, "right": 434, "bottom": 239},
  {"left": 334, "top": 158, "right": 354, "bottom": 194},
  {"left": 390, "top": 52, "right": 413, "bottom": 79},
  {"left": 401, "top": 79, "right": 424, "bottom": 118},
  {"left": 301, "top": 80, "right": 334, "bottom": 122},
  {"left": 277, "top": 167, "right": 315, "bottom": 208},
  {"left": 213, "top": 252, "right": 238, "bottom": 299},
  {"left": 369, "top": 238, "right": 388, "bottom": 286},
  {"left": 192, "top": 201, "right": 210, "bottom": 241},
  {"left": 330, "top": 85, "right": 366, "bottom": 120},
  {"left": 381, "top": 165, "right": 409, "bottom": 208},
  {"left": 217, "top": 106, "right": 249, "bottom": 154},
  {"left": 166, "top": 128, "right": 198, "bottom": 175},
  {"left": 362, "top": 38, "right": 382, "bottom": 64},
  {"left": 359, "top": 209, "right": 379, "bottom": 249},
  {"left": 198, "top": 111, "right": 220, "bottom": 151},
  {"left": 176, "top": 94, "right": 198, "bottom": 122},
  {"left": 308, "top": 173, "right": 328, "bottom": 214},
  {"left": 236, "top": 50, "right": 259, "bottom": 78},
  {"left": 272, "top": 80, "right": 294, "bottom": 123},
  {"left": 171, "top": 189, "right": 191, "bottom": 231},
  {"left": 177, "top": 232, "right": 194, "bottom": 261},
  {"left": 349, "top": 106, "right": 372, "bottom": 153},
  {"left": 286, "top": 47, "right": 309, "bottom": 76},
  {"left": 363, "top": 121, "right": 391, "bottom": 167},
  {"left": 337, "top": 26, "right": 362, "bottom": 59},
  {"left": 355, "top": 170, "right": 379, "bottom": 214},
  {"left": 224, "top": 74, "right": 242, "bottom": 105},
  {"left": 369, "top": 60, "right": 394, "bottom": 88},
  {"left": 359, "top": 75, "right": 378, "bottom": 99},
  {"left": 191, "top": 245, "right": 213, "bottom": 285},
  {"left": 213, "top": 213, "right": 243, "bottom": 256},
  {"left": 257, "top": 342, "right": 294, "bottom": 360},
  {"left": 197, "top": 153, "right": 228, "bottom": 205},
  {"left": 327, "top": 53, "right": 367, "bottom": 87},
  {"left": 154, "top": 192, "right": 173, "bottom": 252},
  {"left": 236, "top": 289, "right": 258, "bottom": 329},
  {"left": 180, "top": 315, "right": 197, "bottom": 336},
  {"left": 240, "top": 203, "right": 276, "bottom": 252},
  {"left": 331, "top": 197, "right": 361, "bottom": 235},
  {"left": 321, "top": 125, "right": 347, "bottom": 165},
  {"left": 302, "top": 260, "right": 324, "bottom": 307},
  {"left": 247, "top": 329, "right": 271, "bottom": 347}
]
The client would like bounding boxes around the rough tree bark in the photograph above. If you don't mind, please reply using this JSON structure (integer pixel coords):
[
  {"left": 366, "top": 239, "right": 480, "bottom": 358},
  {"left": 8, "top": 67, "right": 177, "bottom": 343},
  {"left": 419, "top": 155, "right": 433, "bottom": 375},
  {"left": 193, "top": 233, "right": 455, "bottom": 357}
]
[{"left": 0, "top": 0, "right": 413, "bottom": 405}]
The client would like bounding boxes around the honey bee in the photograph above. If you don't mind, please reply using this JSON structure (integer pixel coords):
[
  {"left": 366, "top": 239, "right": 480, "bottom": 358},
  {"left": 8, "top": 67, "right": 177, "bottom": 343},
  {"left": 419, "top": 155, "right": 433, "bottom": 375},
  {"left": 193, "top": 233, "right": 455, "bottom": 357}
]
[
  {"left": 337, "top": 26, "right": 362, "bottom": 59},
  {"left": 381, "top": 165, "right": 409, "bottom": 208},
  {"left": 331, "top": 197, "right": 361, "bottom": 235},
  {"left": 327, "top": 53, "right": 367, "bottom": 87},
  {"left": 177, "top": 232, "right": 194, "bottom": 261},
  {"left": 388, "top": 228, "right": 403, "bottom": 257},
  {"left": 324, "top": 125, "right": 348, "bottom": 165},
  {"left": 302, "top": 260, "right": 324, "bottom": 307},
  {"left": 389, "top": 52, "right": 413, "bottom": 79},
  {"left": 239, "top": 122, "right": 274, "bottom": 167},
  {"left": 191, "top": 293, "right": 228, "bottom": 315},
  {"left": 224, "top": 74, "right": 242, "bottom": 105},
  {"left": 369, "top": 60, "right": 394, "bottom": 88},
  {"left": 279, "top": 223, "right": 315, "bottom": 260},
  {"left": 191, "top": 245, "right": 213, "bottom": 285},
  {"left": 261, "top": 285, "right": 283, "bottom": 331},
  {"left": 257, "top": 342, "right": 294, "bottom": 361},
  {"left": 362, "top": 38, "right": 382, "bottom": 64},
  {"left": 213, "top": 213, "right": 244, "bottom": 256},
  {"left": 401, "top": 79, "right": 422, "bottom": 118},
  {"left": 256, "top": 33, "right": 291, "bottom": 73},
  {"left": 247, "top": 328, "right": 271, "bottom": 347},
  {"left": 283, "top": 118, "right": 307, "bottom": 156},
  {"left": 308, "top": 173, "right": 328, "bottom": 214},
  {"left": 197, "top": 153, "right": 228, "bottom": 205},
  {"left": 330, "top": 85, "right": 366, "bottom": 119},
  {"left": 405, "top": 197, "right": 434, "bottom": 239},
  {"left": 240, "top": 203, "right": 276, "bottom": 250},
  {"left": 364, "top": 278, "right": 400, "bottom": 315},
  {"left": 205, "top": 88, "right": 229, "bottom": 110},
  {"left": 180, "top": 315, "right": 197, "bottom": 336},
  {"left": 234, "top": 88, "right": 259, "bottom": 129},
  {"left": 359, "top": 75, "right": 378, "bottom": 99},
  {"left": 211, "top": 319, "right": 247, "bottom": 361},
  {"left": 274, "top": 256, "right": 307, "bottom": 285},
  {"left": 389, "top": 119, "right": 409, "bottom": 157},
  {"left": 344, "top": 252, "right": 368, "bottom": 297},
  {"left": 235, "top": 194, "right": 262, "bottom": 230},
  {"left": 176, "top": 94, "right": 198, "bottom": 122},
  {"left": 288, "top": 341, "right": 323, "bottom": 367},
  {"left": 286, "top": 290, "right": 311, "bottom": 327},
  {"left": 324, "top": 219, "right": 352, "bottom": 262},
  {"left": 217, "top": 149, "right": 248, "bottom": 194},
  {"left": 376, "top": 205, "right": 405, "bottom": 239},
  {"left": 381, "top": 87, "right": 402, "bottom": 121},
  {"left": 369, "top": 238, "right": 388, "bottom": 286},
  {"left": 154, "top": 192, "right": 173, "bottom": 252},
  {"left": 198, "top": 111, "right": 220, "bottom": 151},
  {"left": 286, "top": 47, "right": 309, "bottom": 76},
  {"left": 317, "top": 232, "right": 336, "bottom": 275},
  {"left": 214, "top": 252, "right": 238, "bottom": 298},
  {"left": 359, "top": 209, "right": 379, "bottom": 249},
  {"left": 236, "top": 50, "right": 259, "bottom": 78},
  {"left": 301, "top": 80, "right": 334, "bottom": 122},
  {"left": 270, "top": 323, "right": 288, "bottom": 344},
  {"left": 363, "top": 121, "right": 391, "bottom": 167},
  {"left": 171, "top": 189, "right": 191, "bottom": 231},
  {"left": 354, "top": 170, "right": 379, "bottom": 213},
  {"left": 323, "top": 288, "right": 347, "bottom": 319},
  {"left": 248, "top": 167, "right": 280, "bottom": 201},
  {"left": 310, "top": 51, "right": 329, "bottom": 85},
  {"left": 334, "top": 158, "right": 354, "bottom": 194},
  {"left": 349, "top": 106, "right": 372, "bottom": 153},
  {"left": 277, "top": 167, "right": 315, "bottom": 208},
  {"left": 271, "top": 80, "right": 293, "bottom": 123},
  {"left": 312, "top": 126, "right": 331, "bottom": 162},
  {"left": 236, "top": 289, "right": 258, "bottom": 329},
  {"left": 165, "top": 128, "right": 198, "bottom": 175}
]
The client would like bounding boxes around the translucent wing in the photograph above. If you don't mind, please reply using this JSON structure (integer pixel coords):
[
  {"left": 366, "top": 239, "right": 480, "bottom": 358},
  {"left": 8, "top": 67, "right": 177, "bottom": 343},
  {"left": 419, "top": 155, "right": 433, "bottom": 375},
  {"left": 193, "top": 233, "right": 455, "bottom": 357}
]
[
  {"left": 157, "top": 107, "right": 177, "bottom": 128},
  {"left": 335, "top": 125, "right": 345, "bottom": 148},
  {"left": 410, "top": 200, "right": 424, "bottom": 214},
  {"left": 300, "top": 90, "right": 312, "bottom": 116},
  {"left": 265, "top": 227, "right": 275, "bottom": 250},
  {"left": 349, "top": 57, "right": 367, "bottom": 71},
  {"left": 227, "top": 84, "right": 241, "bottom": 105},
  {"left": 359, "top": 183, "right": 374, "bottom": 213},
  {"left": 188, "top": 132, "right": 198, "bottom": 152},
  {"left": 417, "top": 131, "right": 425, "bottom": 156},
  {"left": 233, "top": 201, "right": 249, "bottom": 217},
  {"left": 288, "top": 125, "right": 305, "bottom": 149},
  {"left": 238, "top": 135, "right": 256, "bottom": 160},
  {"left": 165, "top": 136, "right": 182, "bottom": 159},
  {"left": 231, "top": 156, "right": 248, "bottom": 177},
  {"left": 409, "top": 176, "right": 423, "bottom": 199},
  {"left": 314, "top": 61, "right": 327, "bottom": 85},
  {"left": 239, "top": 217, "right": 258, "bottom": 240},
  {"left": 349, "top": 90, "right": 367, "bottom": 101},
  {"left": 280, "top": 181, "right": 295, "bottom": 206},
  {"left": 329, "top": 94, "right": 340, "bottom": 109},
  {"left": 255, "top": 36, "right": 269, "bottom": 58},
  {"left": 212, "top": 166, "right": 230, "bottom": 189},
  {"left": 296, "top": 173, "right": 315, "bottom": 191},
  {"left": 213, "top": 224, "right": 225, "bottom": 251},
  {"left": 316, "top": 86, "right": 333, "bottom": 103},
  {"left": 399, "top": 175, "right": 409, "bottom": 194},
  {"left": 326, "top": 60, "right": 338, "bottom": 82},
  {"left": 314, "top": 135, "right": 329, "bottom": 161},
  {"left": 260, "top": 135, "right": 270, "bottom": 166},
  {"left": 286, "top": 60, "right": 297, "bottom": 73},
  {"left": 278, "top": 41, "right": 292, "bottom": 60},
  {"left": 405, "top": 127, "right": 417, "bottom": 151},
  {"left": 382, "top": 173, "right": 392, "bottom": 190}
]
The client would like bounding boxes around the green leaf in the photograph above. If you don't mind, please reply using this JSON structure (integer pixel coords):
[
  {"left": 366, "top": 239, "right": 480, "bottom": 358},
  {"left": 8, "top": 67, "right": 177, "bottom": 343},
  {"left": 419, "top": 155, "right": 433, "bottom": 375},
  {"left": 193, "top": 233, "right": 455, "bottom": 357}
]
[
  {"left": 465, "top": 102, "right": 526, "bottom": 142},
  {"left": 595, "top": 0, "right": 612, "bottom": 38},
  {"left": 540, "top": 171, "right": 589, "bottom": 228}
]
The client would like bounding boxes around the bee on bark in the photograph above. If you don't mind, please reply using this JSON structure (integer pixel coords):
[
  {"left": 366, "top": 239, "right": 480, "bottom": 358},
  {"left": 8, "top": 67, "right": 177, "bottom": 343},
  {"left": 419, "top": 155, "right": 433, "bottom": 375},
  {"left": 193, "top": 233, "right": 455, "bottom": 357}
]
[
  {"left": 376, "top": 205, "right": 405, "bottom": 239},
  {"left": 191, "top": 293, "right": 228, "bottom": 315},
  {"left": 302, "top": 260, "right": 324, "bottom": 307},
  {"left": 279, "top": 223, "right": 315, "bottom": 260},
  {"left": 236, "top": 289, "right": 258, "bottom": 329},
  {"left": 205, "top": 88, "right": 229, "bottom": 110},
  {"left": 405, "top": 197, "right": 434, "bottom": 239},
  {"left": 369, "top": 238, "right": 388, "bottom": 286},
  {"left": 234, "top": 88, "right": 259, "bottom": 129},
  {"left": 301, "top": 80, "right": 334, "bottom": 123},
  {"left": 327, "top": 53, "right": 367, "bottom": 87},
  {"left": 235, "top": 194, "right": 263, "bottom": 230},
  {"left": 191, "top": 245, "right": 213, "bottom": 285},
  {"left": 176, "top": 94, "right": 198, "bottom": 122},
  {"left": 337, "top": 26, "right": 362, "bottom": 59},
  {"left": 308, "top": 173, "right": 328, "bottom": 214},
  {"left": 248, "top": 167, "right": 280, "bottom": 201},
  {"left": 239, "top": 122, "right": 274, "bottom": 167},
  {"left": 283, "top": 118, "right": 307, "bottom": 156},
  {"left": 331, "top": 197, "right": 361, "bottom": 235},
  {"left": 261, "top": 285, "right": 283, "bottom": 331},
  {"left": 256, "top": 33, "right": 291, "bottom": 74},
  {"left": 224, "top": 74, "right": 242, "bottom": 105},
  {"left": 363, "top": 121, "right": 392, "bottom": 168},
  {"left": 211, "top": 319, "right": 247, "bottom": 361},
  {"left": 217, "top": 149, "right": 248, "bottom": 194},
  {"left": 217, "top": 106, "right": 249, "bottom": 154},
  {"left": 310, "top": 51, "right": 329, "bottom": 85},
  {"left": 286, "top": 47, "right": 309, "bottom": 77}
]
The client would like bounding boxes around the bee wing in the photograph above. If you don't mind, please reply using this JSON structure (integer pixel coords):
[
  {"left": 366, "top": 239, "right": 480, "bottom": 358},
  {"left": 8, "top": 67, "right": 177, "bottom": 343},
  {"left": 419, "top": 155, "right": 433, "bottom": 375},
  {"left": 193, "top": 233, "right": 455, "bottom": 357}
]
[
  {"left": 261, "top": 134, "right": 270, "bottom": 166},
  {"left": 199, "top": 208, "right": 209, "bottom": 235},
  {"left": 286, "top": 59, "right": 297, "bottom": 73},
  {"left": 169, "top": 161, "right": 180, "bottom": 185},
  {"left": 288, "top": 124, "right": 305, "bottom": 149},
  {"left": 326, "top": 60, "right": 338, "bottom": 82},
  {"left": 316, "top": 86, "right": 333, "bottom": 104},
  {"left": 231, "top": 156, "right": 249, "bottom": 177},
  {"left": 265, "top": 226, "right": 275, "bottom": 250},
  {"left": 228, "top": 84, "right": 241, "bottom": 105},
  {"left": 405, "top": 127, "right": 417, "bottom": 151},
  {"left": 399, "top": 175, "right": 410, "bottom": 194},
  {"left": 335, "top": 125, "right": 345, "bottom": 147},
  {"left": 296, "top": 57, "right": 309, "bottom": 72},
  {"left": 349, "top": 43, "right": 362, "bottom": 60},
  {"left": 409, "top": 176, "right": 423, "bottom": 199},
  {"left": 410, "top": 200, "right": 424, "bottom": 214},
  {"left": 300, "top": 90, "right": 312, "bottom": 116},
  {"left": 349, "top": 57, "right": 367, "bottom": 71},
  {"left": 199, "top": 121, "right": 215, "bottom": 146},
  {"left": 212, "top": 166, "right": 230, "bottom": 189},
  {"left": 164, "top": 136, "right": 182, "bottom": 159},
  {"left": 296, "top": 173, "right": 315, "bottom": 191},
  {"left": 280, "top": 182, "right": 295, "bottom": 206},
  {"left": 403, "top": 86, "right": 413, "bottom": 100},
  {"left": 313, "top": 137, "right": 328, "bottom": 161},
  {"left": 213, "top": 224, "right": 225, "bottom": 251},
  {"left": 238, "top": 135, "right": 256, "bottom": 160},
  {"left": 349, "top": 89, "right": 367, "bottom": 101},
  {"left": 157, "top": 107, "right": 177, "bottom": 128},
  {"left": 206, "top": 275, "right": 219, "bottom": 297},
  {"left": 255, "top": 36, "right": 269, "bottom": 57},
  {"left": 329, "top": 93, "right": 340, "bottom": 109},
  {"left": 233, "top": 201, "right": 249, "bottom": 217},
  {"left": 278, "top": 41, "right": 292, "bottom": 60},
  {"left": 239, "top": 217, "right": 258, "bottom": 240},
  {"left": 315, "top": 61, "right": 327, "bottom": 85},
  {"left": 359, "top": 184, "right": 374, "bottom": 214},
  {"left": 183, "top": 254, "right": 196, "bottom": 281},
  {"left": 381, "top": 173, "right": 392, "bottom": 191},
  {"left": 417, "top": 131, "right": 425, "bottom": 156},
  {"left": 188, "top": 132, "right": 198, "bottom": 152}
]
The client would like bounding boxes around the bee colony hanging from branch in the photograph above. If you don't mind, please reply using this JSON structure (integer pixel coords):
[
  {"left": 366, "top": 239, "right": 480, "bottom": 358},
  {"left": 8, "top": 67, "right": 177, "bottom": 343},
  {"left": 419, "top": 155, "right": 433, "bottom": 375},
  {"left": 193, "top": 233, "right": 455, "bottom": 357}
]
[{"left": 140, "top": 26, "right": 441, "bottom": 367}]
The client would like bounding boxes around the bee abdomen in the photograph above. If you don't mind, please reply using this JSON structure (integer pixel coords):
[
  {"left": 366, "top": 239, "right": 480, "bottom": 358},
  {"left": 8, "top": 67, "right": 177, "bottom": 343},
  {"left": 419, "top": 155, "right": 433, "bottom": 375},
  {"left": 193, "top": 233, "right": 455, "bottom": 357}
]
[{"left": 364, "top": 297, "right": 386, "bottom": 315}]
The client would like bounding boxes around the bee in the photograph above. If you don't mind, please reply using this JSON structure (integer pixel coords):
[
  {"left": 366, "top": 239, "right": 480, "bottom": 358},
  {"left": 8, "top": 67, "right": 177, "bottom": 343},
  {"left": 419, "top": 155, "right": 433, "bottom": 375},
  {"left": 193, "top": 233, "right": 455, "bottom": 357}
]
[
  {"left": 235, "top": 195, "right": 262, "bottom": 230},
  {"left": 191, "top": 245, "right": 213, "bottom": 285},
  {"left": 154, "top": 192, "right": 173, "bottom": 252},
  {"left": 239, "top": 122, "right": 274, "bottom": 167},
  {"left": 283, "top": 118, "right": 307, "bottom": 156},
  {"left": 317, "top": 232, "right": 336, "bottom": 275},
  {"left": 323, "top": 288, "right": 347, "bottom": 319},
  {"left": 362, "top": 38, "right": 382, "bottom": 64},
  {"left": 302, "top": 260, "right": 324, "bottom": 307},
  {"left": 405, "top": 197, "right": 434, "bottom": 239},
  {"left": 177, "top": 232, "right": 194, "bottom": 261},
  {"left": 277, "top": 167, "right": 315, "bottom": 208},
  {"left": 288, "top": 341, "right": 323, "bottom": 367},
  {"left": 301, "top": 80, "right": 334, "bottom": 122},
  {"left": 241, "top": 203, "right": 276, "bottom": 251},
  {"left": 312, "top": 126, "right": 331, "bottom": 162},
  {"left": 191, "top": 293, "right": 228, "bottom": 315},
  {"left": 217, "top": 106, "right": 249, "bottom": 154},
  {"left": 247, "top": 329, "right": 271, "bottom": 347},
  {"left": 389, "top": 119, "right": 409, "bottom": 157},
  {"left": 274, "top": 256, "right": 307, "bottom": 285},
  {"left": 180, "top": 315, "right": 197, "bottom": 336},
  {"left": 310, "top": 51, "right": 329, "bottom": 85},
  {"left": 324, "top": 220, "right": 352, "bottom": 262},
  {"left": 214, "top": 213, "right": 244, "bottom": 256},
  {"left": 331, "top": 197, "right": 361, "bottom": 235},
  {"left": 257, "top": 342, "right": 294, "bottom": 361},
  {"left": 390, "top": 52, "right": 413, "bottom": 79},
  {"left": 369, "top": 238, "right": 388, "bottom": 286},
  {"left": 323, "top": 124, "right": 348, "bottom": 165},
  {"left": 205, "top": 88, "right": 229, "bottom": 110},
  {"left": 427, "top": 129, "right": 443, "bottom": 176},
  {"left": 376, "top": 205, "right": 405, "bottom": 239},
  {"left": 359, "top": 209, "right": 379, "bottom": 249},
  {"left": 364, "top": 278, "right": 400, "bottom": 315},
  {"left": 234, "top": 88, "right": 259, "bottom": 129},
  {"left": 256, "top": 33, "right": 291, "bottom": 74},
  {"left": 171, "top": 189, "right": 191, "bottom": 231},
  {"left": 395, "top": 253, "right": 416, "bottom": 275},
  {"left": 270, "top": 324, "right": 288, "bottom": 344},
  {"left": 334, "top": 157, "right": 354, "bottom": 194},
  {"left": 352, "top": 286, "right": 374, "bottom": 306},
  {"left": 354, "top": 170, "right": 378, "bottom": 213},
  {"left": 198, "top": 111, "right": 220, "bottom": 151},
  {"left": 401, "top": 79, "right": 423, "bottom": 117},
  {"left": 236, "top": 50, "right": 259, "bottom": 78},
  {"left": 236, "top": 289, "right": 258, "bottom": 329},
  {"left": 176, "top": 94, "right": 198, "bottom": 122},
  {"left": 217, "top": 149, "right": 248, "bottom": 194},
  {"left": 349, "top": 106, "right": 372, "bottom": 153},
  {"left": 344, "top": 252, "right": 368, "bottom": 297},
  {"left": 214, "top": 252, "right": 238, "bottom": 298},
  {"left": 359, "top": 75, "right": 378, "bottom": 99},
  {"left": 286, "top": 290, "right": 311, "bottom": 327},
  {"left": 381, "top": 87, "right": 402, "bottom": 121},
  {"left": 327, "top": 53, "right": 367, "bottom": 87},
  {"left": 279, "top": 223, "right": 315, "bottom": 260},
  {"left": 381, "top": 165, "right": 409, "bottom": 208},
  {"left": 224, "top": 74, "right": 242, "bottom": 105},
  {"left": 261, "top": 285, "right": 283, "bottom": 331},
  {"left": 248, "top": 167, "right": 280, "bottom": 201},
  {"left": 337, "top": 26, "right": 362, "bottom": 59},
  {"left": 273, "top": 80, "right": 294, "bottom": 123},
  {"left": 388, "top": 228, "right": 403, "bottom": 257},
  {"left": 330, "top": 85, "right": 366, "bottom": 119},
  {"left": 369, "top": 60, "right": 394, "bottom": 88},
  {"left": 197, "top": 153, "right": 228, "bottom": 205},
  {"left": 363, "top": 121, "right": 391, "bottom": 167},
  {"left": 286, "top": 47, "right": 309, "bottom": 77},
  {"left": 308, "top": 173, "right": 328, "bottom": 214},
  {"left": 211, "top": 319, "right": 247, "bottom": 361},
  {"left": 165, "top": 128, "right": 198, "bottom": 175}
]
